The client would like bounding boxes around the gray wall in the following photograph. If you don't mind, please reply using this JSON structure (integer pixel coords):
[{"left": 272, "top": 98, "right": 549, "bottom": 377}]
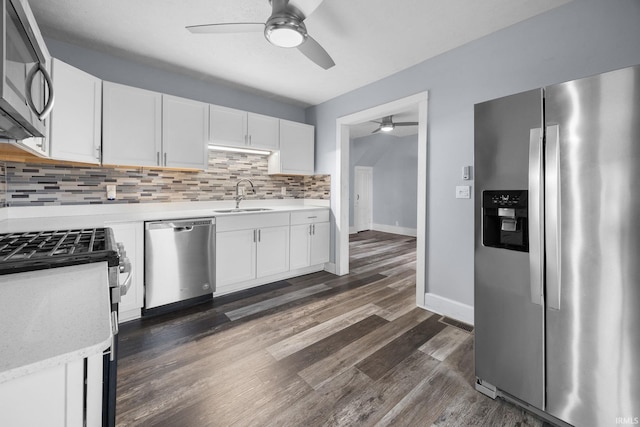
[
  {"left": 349, "top": 133, "right": 418, "bottom": 230},
  {"left": 306, "top": 0, "right": 640, "bottom": 307},
  {"left": 46, "top": 38, "right": 305, "bottom": 123}
]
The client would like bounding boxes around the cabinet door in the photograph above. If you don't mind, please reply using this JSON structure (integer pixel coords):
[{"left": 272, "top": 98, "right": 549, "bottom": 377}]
[
  {"left": 49, "top": 58, "right": 102, "bottom": 164},
  {"left": 103, "top": 82, "right": 162, "bottom": 166},
  {"left": 290, "top": 223, "right": 311, "bottom": 270},
  {"left": 256, "top": 225, "right": 290, "bottom": 277},
  {"left": 210, "top": 105, "right": 247, "bottom": 148},
  {"left": 107, "top": 221, "right": 144, "bottom": 321},
  {"left": 0, "top": 360, "right": 84, "bottom": 427},
  {"left": 310, "top": 222, "right": 330, "bottom": 265},
  {"left": 248, "top": 112, "right": 279, "bottom": 150},
  {"left": 162, "top": 95, "right": 209, "bottom": 169},
  {"left": 275, "top": 120, "right": 315, "bottom": 175},
  {"left": 216, "top": 229, "right": 257, "bottom": 287}
]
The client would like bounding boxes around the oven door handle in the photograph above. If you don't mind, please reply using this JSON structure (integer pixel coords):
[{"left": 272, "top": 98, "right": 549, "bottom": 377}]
[{"left": 119, "top": 258, "right": 133, "bottom": 295}]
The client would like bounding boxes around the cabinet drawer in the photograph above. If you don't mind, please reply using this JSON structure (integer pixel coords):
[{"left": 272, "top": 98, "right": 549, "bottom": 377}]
[
  {"left": 216, "top": 212, "right": 290, "bottom": 232},
  {"left": 290, "top": 209, "right": 329, "bottom": 225}
]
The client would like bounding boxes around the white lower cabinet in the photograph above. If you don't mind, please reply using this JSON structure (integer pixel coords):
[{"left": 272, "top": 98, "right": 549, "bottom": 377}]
[
  {"left": 106, "top": 221, "right": 144, "bottom": 322},
  {"left": 0, "top": 354, "right": 103, "bottom": 427},
  {"left": 216, "top": 213, "right": 290, "bottom": 292},
  {"left": 256, "top": 226, "right": 290, "bottom": 277},
  {"left": 216, "top": 229, "right": 257, "bottom": 286},
  {"left": 290, "top": 210, "right": 330, "bottom": 269}
]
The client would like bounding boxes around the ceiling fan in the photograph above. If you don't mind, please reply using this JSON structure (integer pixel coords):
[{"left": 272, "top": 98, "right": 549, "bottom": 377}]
[
  {"left": 371, "top": 115, "right": 418, "bottom": 133},
  {"left": 186, "top": 0, "right": 335, "bottom": 70}
]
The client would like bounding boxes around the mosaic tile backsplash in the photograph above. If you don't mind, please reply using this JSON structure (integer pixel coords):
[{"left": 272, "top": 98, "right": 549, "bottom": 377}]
[{"left": 0, "top": 151, "right": 330, "bottom": 207}]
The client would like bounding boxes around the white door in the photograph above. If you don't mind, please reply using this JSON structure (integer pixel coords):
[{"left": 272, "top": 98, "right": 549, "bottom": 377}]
[
  {"left": 354, "top": 166, "right": 373, "bottom": 232},
  {"left": 162, "top": 95, "right": 209, "bottom": 169},
  {"left": 49, "top": 58, "right": 102, "bottom": 164},
  {"left": 310, "top": 222, "right": 330, "bottom": 265},
  {"left": 289, "top": 223, "right": 311, "bottom": 270},
  {"left": 102, "top": 82, "right": 162, "bottom": 167},
  {"left": 256, "top": 226, "right": 290, "bottom": 277},
  {"left": 247, "top": 112, "right": 280, "bottom": 150},
  {"left": 209, "top": 105, "right": 247, "bottom": 148},
  {"left": 279, "top": 120, "right": 314, "bottom": 174},
  {"left": 216, "top": 229, "right": 256, "bottom": 288}
]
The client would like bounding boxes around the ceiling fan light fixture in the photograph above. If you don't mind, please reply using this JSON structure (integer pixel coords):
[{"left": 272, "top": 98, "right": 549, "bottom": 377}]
[
  {"left": 265, "top": 15, "right": 307, "bottom": 47},
  {"left": 380, "top": 123, "right": 394, "bottom": 132}
]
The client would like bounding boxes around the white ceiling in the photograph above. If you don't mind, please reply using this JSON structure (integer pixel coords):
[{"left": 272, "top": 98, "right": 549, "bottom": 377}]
[{"left": 29, "top": 0, "right": 570, "bottom": 108}]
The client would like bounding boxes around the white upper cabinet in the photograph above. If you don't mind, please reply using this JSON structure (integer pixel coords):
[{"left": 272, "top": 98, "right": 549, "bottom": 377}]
[
  {"left": 102, "top": 81, "right": 162, "bottom": 167},
  {"left": 49, "top": 58, "right": 102, "bottom": 164},
  {"left": 210, "top": 105, "right": 279, "bottom": 151},
  {"left": 268, "top": 119, "right": 314, "bottom": 175},
  {"left": 162, "top": 95, "right": 209, "bottom": 169},
  {"left": 247, "top": 112, "right": 279, "bottom": 150},
  {"left": 103, "top": 83, "right": 208, "bottom": 169},
  {"left": 209, "top": 105, "right": 246, "bottom": 148}
]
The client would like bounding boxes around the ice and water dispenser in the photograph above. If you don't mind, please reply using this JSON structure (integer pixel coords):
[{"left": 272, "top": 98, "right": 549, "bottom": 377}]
[{"left": 482, "top": 190, "right": 528, "bottom": 252}]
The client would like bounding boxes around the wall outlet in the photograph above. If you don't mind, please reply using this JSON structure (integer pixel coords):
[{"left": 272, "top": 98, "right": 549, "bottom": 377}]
[
  {"left": 281, "top": 187, "right": 286, "bottom": 196},
  {"left": 456, "top": 185, "right": 471, "bottom": 199},
  {"left": 106, "top": 184, "right": 116, "bottom": 200}
]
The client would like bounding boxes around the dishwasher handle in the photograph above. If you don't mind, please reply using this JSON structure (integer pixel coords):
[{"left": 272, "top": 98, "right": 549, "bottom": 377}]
[{"left": 145, "top": 218, "right": 215, "bottom": 230}]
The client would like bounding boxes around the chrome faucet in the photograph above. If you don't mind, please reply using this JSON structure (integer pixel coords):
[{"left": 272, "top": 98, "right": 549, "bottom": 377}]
[{"left": 235, "top": 179, "right": 256, "bottom": 208}]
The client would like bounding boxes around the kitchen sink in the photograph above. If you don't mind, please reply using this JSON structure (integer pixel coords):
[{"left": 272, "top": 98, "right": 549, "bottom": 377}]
[{"left": 213, "top": 208, "right": 273, "bottom": 213}]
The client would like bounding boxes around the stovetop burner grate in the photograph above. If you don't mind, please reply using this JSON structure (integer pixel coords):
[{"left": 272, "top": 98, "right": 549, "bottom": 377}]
[{"left": 0, "top": 228, "right": 118, "bottom": 275}]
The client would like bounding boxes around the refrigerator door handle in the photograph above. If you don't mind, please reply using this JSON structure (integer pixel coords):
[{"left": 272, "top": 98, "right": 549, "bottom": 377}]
[
  {"left": 528, "top": 128, "right": 544, "bottom": 306},
  {"left": 545, "top": 124, "right": 561, "bottom": 310}
]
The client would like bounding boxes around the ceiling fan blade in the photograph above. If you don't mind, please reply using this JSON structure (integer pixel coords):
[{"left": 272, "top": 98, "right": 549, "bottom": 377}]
[
  {"left": 394, "top": 122, "right": 419, "bottom": 126},
  {"left": 371, "top": 127, "right": 382, "bottom": 134},
  {"left": 186, "top": 23, "right": 264, "bottom": 34},
  {"left": 297, "top": 35, "right": 335, "bottom": 69}
]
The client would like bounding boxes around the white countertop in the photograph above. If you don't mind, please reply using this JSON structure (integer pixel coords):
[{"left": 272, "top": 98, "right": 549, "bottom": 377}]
[
  {"left": 0, "top": 199, "right": 330, "bottom": 233},
  {"left": 0, "top": 263, "right": 113, "bottom": 384}
]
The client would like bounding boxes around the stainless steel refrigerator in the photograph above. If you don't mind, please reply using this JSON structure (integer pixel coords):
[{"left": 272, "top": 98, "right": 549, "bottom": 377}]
[{"left": 474, "top": 64, "right": 640, "bottom": 427}]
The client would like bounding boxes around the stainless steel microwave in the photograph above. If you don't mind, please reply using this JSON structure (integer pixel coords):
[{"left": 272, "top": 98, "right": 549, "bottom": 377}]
[{"left": 0, "top": 0, "right": 54, "bottom": 140}]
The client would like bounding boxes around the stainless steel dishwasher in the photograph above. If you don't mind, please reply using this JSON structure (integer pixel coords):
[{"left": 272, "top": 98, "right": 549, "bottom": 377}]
[{"left": 144, "top": 218, "right": 215, "bottom": 310}]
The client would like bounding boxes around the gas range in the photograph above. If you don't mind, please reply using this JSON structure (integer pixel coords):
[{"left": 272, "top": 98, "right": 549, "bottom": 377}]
[
  {"left": 0, "top": 227, "right": 130, "bottom": 427},
  {"left": 0, "top": 228, "right": 120, "bottom": 275}
]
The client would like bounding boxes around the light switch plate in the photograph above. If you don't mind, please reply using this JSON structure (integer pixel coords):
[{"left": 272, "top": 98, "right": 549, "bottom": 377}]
[{"left": 456, "top": 186, "right": 471, "bottom": 199}]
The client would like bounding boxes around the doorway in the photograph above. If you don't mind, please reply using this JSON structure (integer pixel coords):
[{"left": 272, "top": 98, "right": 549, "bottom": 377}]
[
  {"left": 353, "top": 166, "right": 373, "bottom": 233},
  {"left": 333, "top": 92, "right": 428, "bottom": 307}
]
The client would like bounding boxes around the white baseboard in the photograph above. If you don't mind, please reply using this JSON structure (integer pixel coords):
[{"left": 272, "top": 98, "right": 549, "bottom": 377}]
[
  {"left": 372, "top": 223, "right": 417, "bottom": 237},
  {"left": 422, "top": 293, "right": 474, "bottom": 326},
  {"left": 324, "top": 262, "right": 337, "bottom": 274},
  {"left": 349, "top": 224, "right": 417, "bottom": 237}
]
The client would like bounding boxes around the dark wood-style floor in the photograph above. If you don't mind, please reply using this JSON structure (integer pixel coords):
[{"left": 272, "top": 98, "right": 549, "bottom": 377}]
[{"left": 116, "top": 230, "right": 542, "bottom": 426}]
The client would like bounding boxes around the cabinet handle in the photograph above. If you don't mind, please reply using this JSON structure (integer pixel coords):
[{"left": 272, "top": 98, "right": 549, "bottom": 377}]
[
  {"left": 313, "top": 224, "right": 315, "bottom": 235},
  {"left": 95, "top": 146, "right": 101, "bottom": 160},
  {"left": 164, "top": 152, "right": 167, "bottom": 166},
  {"left": 157, "top": 152, "right": 160, "bottom": 165},
  {"left": 258, "top": 229, "right": 261, "bottom": 242},
  {"left": 253, "top": 229, "right": 256, "bottom": 243},
  {"left": 248, "top": 135, "right": 252, "bottom": 146},
  {"left": 309, "top": 225, "right": 312, "bottom": 236},
  {"left": 308, "top": 216, "right": 317, "bottom": 219}
]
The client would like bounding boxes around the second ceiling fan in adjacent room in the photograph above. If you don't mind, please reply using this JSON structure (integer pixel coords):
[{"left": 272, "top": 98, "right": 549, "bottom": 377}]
[{"left": 186, "top": 0, "right": 335, "bottom": 70}]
